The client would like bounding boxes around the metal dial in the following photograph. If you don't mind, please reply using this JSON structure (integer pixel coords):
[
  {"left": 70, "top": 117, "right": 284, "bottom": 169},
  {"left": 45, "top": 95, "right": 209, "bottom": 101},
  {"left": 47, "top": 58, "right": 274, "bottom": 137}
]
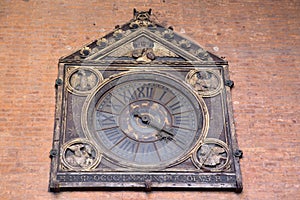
[{"left": 82, "top": 71, "right": 208, "bottom": 170}]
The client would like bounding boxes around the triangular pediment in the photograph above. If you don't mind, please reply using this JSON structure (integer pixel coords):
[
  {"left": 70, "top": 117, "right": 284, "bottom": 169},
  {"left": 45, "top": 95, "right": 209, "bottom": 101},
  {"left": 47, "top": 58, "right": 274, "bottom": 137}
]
[
  {"left": 60, "top": 10, "right": 225, "bottom": 64},
  {"left": 87, "top": 28, "right": 202, "bottom": 62}
]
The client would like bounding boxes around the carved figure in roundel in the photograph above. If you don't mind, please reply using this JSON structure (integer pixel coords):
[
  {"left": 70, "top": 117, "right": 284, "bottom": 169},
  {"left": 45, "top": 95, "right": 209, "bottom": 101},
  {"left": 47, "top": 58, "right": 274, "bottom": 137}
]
[
  {"left": 66, "top": 144, "right": 94, "bottom": 168},
  {"left": 70, "top": 69, "right": 98, "bottom": 91},
  {"left": 198, "top": 144, "right": 226, "bottom": 166},
  {"left": 192, "top": 138, "right": 230, "bottom": 171},
  {"left": 62, "top": 139, "right": 101, "bottom": 171},
  {"left": 67, "top": 68, "right": 103, "bottom": 95},
  {"left": 186, "top": 70, "right": 222, "bottom": 97}
]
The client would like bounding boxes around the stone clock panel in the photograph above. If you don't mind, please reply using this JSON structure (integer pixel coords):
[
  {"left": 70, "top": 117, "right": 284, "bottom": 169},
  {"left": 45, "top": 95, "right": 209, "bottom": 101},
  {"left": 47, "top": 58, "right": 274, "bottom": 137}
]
[{"left": 49, "top": 9, "right": 242, "bottom": 192}]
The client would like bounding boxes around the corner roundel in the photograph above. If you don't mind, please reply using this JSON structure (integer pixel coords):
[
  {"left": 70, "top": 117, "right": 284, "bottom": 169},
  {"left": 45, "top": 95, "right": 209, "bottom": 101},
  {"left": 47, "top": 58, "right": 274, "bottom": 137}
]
[
  {"left": 61, "top": 139, "right": 101, "bottom": 171},
  {"left": 186, "top": 69, "right": 222, "bottom": 97},
  {"left": 192, "top": 138, "right": 230, "bottom": 172},
  {"left": 66, "top": 67, "right": 103, "bottom": 96}
]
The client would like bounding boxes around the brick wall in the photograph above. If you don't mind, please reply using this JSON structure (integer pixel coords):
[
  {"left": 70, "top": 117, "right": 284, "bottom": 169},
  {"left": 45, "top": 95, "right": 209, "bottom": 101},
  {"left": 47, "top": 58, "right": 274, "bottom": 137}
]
[{"left": 0, "top": 0, "right": 299, "bottom": 199}]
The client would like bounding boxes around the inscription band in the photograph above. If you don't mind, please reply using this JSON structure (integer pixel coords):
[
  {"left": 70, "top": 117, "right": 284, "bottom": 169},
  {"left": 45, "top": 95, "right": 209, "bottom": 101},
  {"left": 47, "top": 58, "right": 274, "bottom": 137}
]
[{"left": 57, "top": 173, "right": 236, "bottom": 184}]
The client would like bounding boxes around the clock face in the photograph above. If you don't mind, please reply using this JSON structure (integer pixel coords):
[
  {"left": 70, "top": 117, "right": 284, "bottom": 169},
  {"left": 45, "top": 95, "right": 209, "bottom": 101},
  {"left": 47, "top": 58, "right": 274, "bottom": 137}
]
[{"left": 82, "top": 71, "right": 208, "bottom": 170}]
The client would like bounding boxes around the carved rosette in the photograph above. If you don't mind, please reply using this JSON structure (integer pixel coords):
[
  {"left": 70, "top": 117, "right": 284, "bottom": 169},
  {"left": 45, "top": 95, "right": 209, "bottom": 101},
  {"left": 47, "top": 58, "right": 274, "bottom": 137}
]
[
  {"left": 195, "top": 48, "right": 212, "bottom": 61},
  {"left": 179, "top": 39, "right": 191, "bottom": 49},
  {"left": 80, "top": 47, "right": 92, "bottom": 57},
  {"left": 186, "top": 69, "right": 222, "bottom": 97},
  {"left": 162, "top": 29, "right": 174, "bottom": 40},
  {"left": 61, "top": 139, "right": 101, "bottom": 171},
  {"left": 192, "top": 138, "right": 230, "bottom": 172},
  {"left": 96, "top": 38, "right": 108, "bottom": 48},
  {"left": 66, "top": 67, "right": 103, "bottom": 96}
]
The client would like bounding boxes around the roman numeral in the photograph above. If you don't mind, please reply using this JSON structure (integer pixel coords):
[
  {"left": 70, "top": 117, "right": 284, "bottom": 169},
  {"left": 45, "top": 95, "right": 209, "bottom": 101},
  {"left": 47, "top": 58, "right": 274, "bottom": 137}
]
[
  {"left": 158, "top": 91, "right": 167, "bottom": 101},
  {"left": 103, "top": 128, "right": 123, "bottom": 144},
  {"left": 101, "top": 115, "right": 115, "bottom": 126},
  {"left": 119, "top": 139, "right": 137, "bottom": 154},
  {"left": 117, "top": 86, "right": 154, "bottom": 102},
  {"left": 172, "top": 128, "right": 192, "bottom": 146},
  {"left": 174, "top": 114, "right": 190, "bottom": 126},
  {"left": 169, "top": 101, "right": 181, "bottom": 111},
  {"left": 136, "top": 86, "right": 154, "bottom": 98},
  {"left": 97, "top": 94, "right": 124, "bottom": 114},
  {"left": 119, "top": 89, "right": 136, "bottom": 103},
  {"left": 138, "top": 143, "right": 155, "bottom": 154},
  {"left": 105, "top": 98, "right": 123, "bottom": 111},
  {"left": 157, "top": 141, "right": 178, "bottom": 159},
  {"left": 96, "top": 112, "right": 117, "bottom": 126}
]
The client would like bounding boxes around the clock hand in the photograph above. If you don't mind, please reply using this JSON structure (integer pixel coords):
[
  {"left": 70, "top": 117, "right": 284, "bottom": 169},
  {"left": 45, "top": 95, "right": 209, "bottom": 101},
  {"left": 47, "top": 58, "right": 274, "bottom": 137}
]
[
  {"left": 157, "top": 127, "right": 174, "bottom": 137},
  {"left": 132, "top": 111, "right": 174, "bottom": 140},
  {"left": 132, "top": 111, "right": 150, "bottom": 124}
]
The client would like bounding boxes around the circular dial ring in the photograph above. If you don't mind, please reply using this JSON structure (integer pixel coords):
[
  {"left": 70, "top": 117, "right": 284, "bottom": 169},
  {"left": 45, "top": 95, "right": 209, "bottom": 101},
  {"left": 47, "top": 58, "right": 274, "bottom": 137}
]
[{"left": 82, "top": 71, "right": 209, "bottom": 170}]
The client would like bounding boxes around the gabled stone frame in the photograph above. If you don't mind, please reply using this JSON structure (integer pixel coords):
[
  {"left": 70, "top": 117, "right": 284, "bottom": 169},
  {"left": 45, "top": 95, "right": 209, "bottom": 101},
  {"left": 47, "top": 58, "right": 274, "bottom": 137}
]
[{"left": 49, "top": 9, "right": 242, "bottom": 192}]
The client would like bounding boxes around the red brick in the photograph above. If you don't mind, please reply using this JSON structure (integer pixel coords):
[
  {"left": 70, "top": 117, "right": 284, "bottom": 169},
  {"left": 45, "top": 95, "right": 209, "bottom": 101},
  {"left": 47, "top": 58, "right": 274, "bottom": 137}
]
[{"left": 0, "top": 0, "right": 299, "bottom": 199}]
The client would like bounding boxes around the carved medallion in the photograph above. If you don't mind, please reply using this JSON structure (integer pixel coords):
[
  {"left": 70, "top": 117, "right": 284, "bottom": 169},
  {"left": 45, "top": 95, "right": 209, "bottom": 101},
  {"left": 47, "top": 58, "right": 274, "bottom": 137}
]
[
  {"left": 61, "top": 139, "right": 101, "bottom": 171},
  {"left": 67, "top": 68, "right": 103, "bottom": 96},
  {"left": 192, "top": 138, "right": 230, "bottom": 171},
  {"left": 186, "top": 69, "right": 222, "bottom": 97}
]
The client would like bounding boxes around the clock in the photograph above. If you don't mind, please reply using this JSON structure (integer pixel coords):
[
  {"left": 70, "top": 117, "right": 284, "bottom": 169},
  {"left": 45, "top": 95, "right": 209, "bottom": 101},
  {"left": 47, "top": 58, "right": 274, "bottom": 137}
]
[
  {"left": 82, "top": 71, "right": 209, "bottom": 170},
  {"left": 49, "top": 9, "right": 243, "bottom": 192}
]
